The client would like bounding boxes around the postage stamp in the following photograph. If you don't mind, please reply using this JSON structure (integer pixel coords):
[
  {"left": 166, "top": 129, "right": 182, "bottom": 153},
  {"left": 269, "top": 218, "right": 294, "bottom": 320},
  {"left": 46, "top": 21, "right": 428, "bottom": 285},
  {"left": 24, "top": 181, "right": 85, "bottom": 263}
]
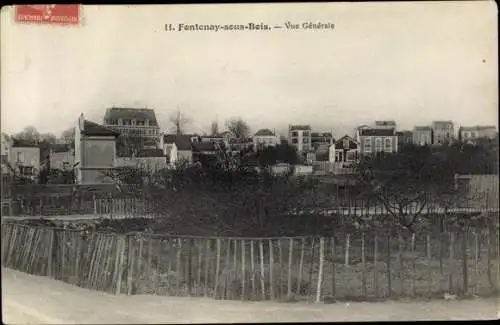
[{"left": 14, "top": 5, "right": 81, "bottom": 26}]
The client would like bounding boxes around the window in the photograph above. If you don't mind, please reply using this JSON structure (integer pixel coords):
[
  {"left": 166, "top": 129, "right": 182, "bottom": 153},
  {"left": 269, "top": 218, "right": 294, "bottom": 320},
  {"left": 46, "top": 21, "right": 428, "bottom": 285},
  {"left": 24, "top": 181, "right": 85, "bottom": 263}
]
[
  {"left": 375, "top": 138, "right": 383, "bottom": 152},
  {"left": 346, "top": 151, "right": 356, "bottom": 161},
  {"left": 462, "top": 132, "right": 469, "bottom": 139},
  {"left": 291, "top": 131, "right": 298, "bottom": 137},
  {"left": 303, "top": 131, "right": 310, "bottom": 137},
  {"left": 363, "top": 138, "right": 371, "bottom": 152},
  {"left": 136, "top": 120, "right": 145, "bottom": 126},
  {"left": 303, "top": 138, "right": 309, "bottom": 143},
  {"left": 292, "top": 138, "right": 298, "bottom": 144},
  {"left": 470, "top": 132, "right": 476, "bottom": 138},
  {"left": 16, "top": 152, "right": 24, "bottom": 163},
  {"left": 384, "top": 138, "right": 392, "bottom": 151},
  {"left": 343, "top": 139, "right": 349, "bottom": 149}
]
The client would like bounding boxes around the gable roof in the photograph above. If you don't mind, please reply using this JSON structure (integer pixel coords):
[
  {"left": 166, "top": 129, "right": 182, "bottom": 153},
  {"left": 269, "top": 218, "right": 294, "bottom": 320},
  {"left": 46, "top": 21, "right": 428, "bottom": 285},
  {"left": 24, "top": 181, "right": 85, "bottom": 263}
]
[
  {"left": 192, "top": 141, "right": 217, "bottom": 152},
  {"left": 11, "top": 138, "right": 39, "bottom": 148},
  {"left": 254, "top": 129, "right": 275, "bottom": 136},
  {"left": 311, "top": 132, "right": 333, "bottom": 138},
  {"left": 360, "top": 128, "right": 395, "bottom": 136},
  {"left": 334, "top": 135, "right": 358, "bottom": 150},
  {"left": 164, "top": 134, "right": 192, "bottom": 150},
  {"left": 104, "top": 107, "right": 159, "bottom": 126},
  {"left": 82, "top": 120, "right": 120, "bottom": 137}
]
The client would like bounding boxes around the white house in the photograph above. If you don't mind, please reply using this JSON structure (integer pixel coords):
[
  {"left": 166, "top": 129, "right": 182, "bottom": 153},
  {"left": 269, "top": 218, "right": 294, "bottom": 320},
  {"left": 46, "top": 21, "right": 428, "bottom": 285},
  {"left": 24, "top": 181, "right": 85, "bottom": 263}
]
[
  {"left": 9, "top": 139, "right": 40, "bottom": 181},
  {"left": 159, "top": 134, "right": 193, "bottom": 166}
]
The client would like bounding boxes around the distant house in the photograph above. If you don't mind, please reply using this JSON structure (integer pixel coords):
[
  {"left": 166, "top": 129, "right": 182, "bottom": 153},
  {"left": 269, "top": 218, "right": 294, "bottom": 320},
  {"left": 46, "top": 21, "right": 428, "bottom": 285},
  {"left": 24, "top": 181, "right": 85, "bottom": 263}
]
[
  {"left": 329, "top": 135, "right": 359, "bottom": 165},
  {"left": 358, "top": 128, "right": 398, "bottom": 156},
  {"left": 459, "top": 126, "right": 498, "bottom": 144},
  {"left": 311, "top": 132, "right": 333, "bottom": 153},
  {"left": 9, "top": 138, "right": 40, "bottom": 181},
  {"left": 396, "top": 131, "right": 413, "bottom": 150},
  {"left": 103, "top": 107, "right": 161, "bottom": 152},
  {"left": 160, "top": 134, "right": 193, "bottom": 166},
  {"left": 49, "top": 143, "right": 75, "bottom": 171},
  {"left": 355, "top": 125, "right": 371, "bottom": 144},
  {"left": 431, "top": 121, "right": 454, "bottom": 145},
  {"left": 115, "top": 148, "right": 167, "bottom": 172},
  {"left": 253, "top": 128, "right": 279, "bottom": 151},
  {"left": 1, "top": 133, "right": 12, "bottom": 175},
  {"left": 192, "top": 141, "right": 220, "bottom": 166},
  {"left": 75, "top": 113, "right": 120, "bottom": 185},
  {"left": 413, "top": 126, "right": 432, "bottom": 146},
  {"left": 288, "top": 125, "right": 312, "bottom": 153}
]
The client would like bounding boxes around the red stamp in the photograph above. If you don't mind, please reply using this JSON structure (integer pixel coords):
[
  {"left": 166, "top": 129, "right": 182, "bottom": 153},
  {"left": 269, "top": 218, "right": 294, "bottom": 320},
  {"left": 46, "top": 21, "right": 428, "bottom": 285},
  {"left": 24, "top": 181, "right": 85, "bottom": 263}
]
[{"left": 14, "top": 5, "right": 81, "bottom": 26}]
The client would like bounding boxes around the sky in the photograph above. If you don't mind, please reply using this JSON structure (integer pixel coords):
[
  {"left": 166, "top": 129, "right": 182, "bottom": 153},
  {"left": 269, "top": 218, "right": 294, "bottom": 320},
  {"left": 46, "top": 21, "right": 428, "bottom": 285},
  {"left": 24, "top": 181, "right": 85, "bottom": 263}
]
[{"left": 1, "top": 2, "right": 498, "bottom": 139}]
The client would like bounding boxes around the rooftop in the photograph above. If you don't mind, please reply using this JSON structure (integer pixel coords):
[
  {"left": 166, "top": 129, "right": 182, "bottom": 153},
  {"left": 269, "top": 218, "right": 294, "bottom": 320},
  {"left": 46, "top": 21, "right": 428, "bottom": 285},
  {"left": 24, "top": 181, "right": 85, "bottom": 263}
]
[
  {"left": 254, "top": 129, "right": 275, "bottom": 136},
  {"left": 360, "top": 128, "right": 396, "bottom": 136},
  {"left": 192, "top": 141, "right": 217, "bottom": 152},
  {"left": 82, "top": 120, "right": 121, "bottom": 137},
  {"left": 11, "top": 138, "right": 39, "bottom": 148},
  {"left": 289, "top": 125, "right": 311, "bottom": 131},
  {"left": 459, "top": 125, "right": 497, "bottom": 131},
  {"left": 104, "top": 107, "right": 158, "bottom": 126},
  {"left": 164, "top": 134, "right": 192, "bottom": 151},
  {"left": 414, "top": 126, "right": 432, "bottom": 131}
]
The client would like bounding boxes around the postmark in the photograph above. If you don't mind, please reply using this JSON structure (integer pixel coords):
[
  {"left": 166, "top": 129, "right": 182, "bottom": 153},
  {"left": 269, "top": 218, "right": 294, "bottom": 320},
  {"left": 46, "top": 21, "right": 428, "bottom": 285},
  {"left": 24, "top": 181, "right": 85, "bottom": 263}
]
[{"left": 14, "top": 5, "right": 81, "bottom": 26}]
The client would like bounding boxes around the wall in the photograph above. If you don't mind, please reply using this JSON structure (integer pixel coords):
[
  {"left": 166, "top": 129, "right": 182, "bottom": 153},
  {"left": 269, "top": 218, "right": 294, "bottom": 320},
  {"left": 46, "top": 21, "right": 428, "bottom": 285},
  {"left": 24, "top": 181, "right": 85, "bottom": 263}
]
[
  {"left": 50, "top": 150, "right": 75, "bottom": 170},
  {"left": 177, "top": 150, "right": 193, "bottom": 164},
  {"left": 82, "top": 136, "right": 116, "bottom": 168},
  {"left": 115, "top": 156, "right": 168, "bottom": 172},
  {"left": 253, "top": 136, "right": 278, "bottom": 151},
  {"left": 413, "top": 130, "right": 432, "bottom": 146},
  {"left": 359, "top": 136, "right": 397, "bottom": 154},
  {"left": 294, "top": 164, "right": 313, "bottom": 175}
]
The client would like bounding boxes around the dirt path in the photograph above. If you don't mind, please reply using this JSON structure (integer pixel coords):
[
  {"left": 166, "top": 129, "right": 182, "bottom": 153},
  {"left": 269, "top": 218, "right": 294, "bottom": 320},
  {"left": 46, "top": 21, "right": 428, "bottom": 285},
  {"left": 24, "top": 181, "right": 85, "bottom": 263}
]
[{"left": 2, "top": 268, "right": 498, "bottom": 324}]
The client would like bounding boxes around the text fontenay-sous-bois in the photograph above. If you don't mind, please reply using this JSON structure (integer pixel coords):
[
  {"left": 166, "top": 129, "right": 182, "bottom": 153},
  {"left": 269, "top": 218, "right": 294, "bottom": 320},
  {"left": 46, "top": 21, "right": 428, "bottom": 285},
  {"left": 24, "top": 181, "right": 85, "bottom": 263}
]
[{"left": 165, "top": 22, "right": 335, "bottom": 32}]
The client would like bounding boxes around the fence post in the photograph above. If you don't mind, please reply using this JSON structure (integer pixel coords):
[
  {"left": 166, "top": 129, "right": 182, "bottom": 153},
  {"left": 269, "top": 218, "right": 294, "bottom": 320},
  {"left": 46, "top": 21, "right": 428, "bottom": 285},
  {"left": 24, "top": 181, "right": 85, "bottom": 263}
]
[
  {"left": 215, "top": 238, "right": 221, "bottom": 298},
  {"left": 345, "top": 233, "right": 350, "bottom": 267},
  {"left": 115, "top": 235, "right": 126, "bottom": 295},
  {"left": 386, "top": 234, "right": 392, "bottom": 298},
  {"left": 361, "top": 232, "right": 367, "bottom": 298},
  {"left": 241, "top": 239, "right": 246, "bottom": 300},
  {"left": 269, "top": 239, "right": 275, "bottom": 300},
  {"left": 374, "top": 230, "right": 379, "bottom": 298},
  {"left": 411, "top": 233, "right": 416, "bottom": 297},
  {"left": 287, "top": 238, "right": 293, "bottom": 298},
  {"left": 259, "top": 240, "right": 265, "bottom": 300},
  {"left": 449, "top": 231, "right": 455, "bottom": 294},
  {"left": 462, "top": 225, "right": 468, "bottom": 295},
  {"left": 250, "top": 240, "right": 255, "bottom": 298},
  {"left": 316, "top": 237, "right": 325, "bottom": 303},
  {"left": 297, "top": 238, "right": 305, "bottom": 296},
  {"left": 93, "top": 193, "right": 97, "bottom": 215},
  {"left": 47, "top": 228, "right": 54, "bottom": 278}
]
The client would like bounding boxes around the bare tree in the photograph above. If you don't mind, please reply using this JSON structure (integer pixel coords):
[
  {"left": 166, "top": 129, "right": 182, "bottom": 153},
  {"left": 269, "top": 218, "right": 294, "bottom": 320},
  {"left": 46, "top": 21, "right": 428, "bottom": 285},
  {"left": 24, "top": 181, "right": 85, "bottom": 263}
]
[
  {"left": 210, "top": 121, "right": 219, "bottom": 136},
  {"left": 169, "top": 109, "right": 190, "bottom": 135},
  {"left": 40, "top": 133, "right": 57, "bottom": 144},
  {"left": 15, "top": 126, "right": 40, "bottom": 142},
  {"left": 60, "top": 127, "right": 75, "bottom": 145},
  {"left": 225, "top": 117, "right": 250, "bottom": 139}
]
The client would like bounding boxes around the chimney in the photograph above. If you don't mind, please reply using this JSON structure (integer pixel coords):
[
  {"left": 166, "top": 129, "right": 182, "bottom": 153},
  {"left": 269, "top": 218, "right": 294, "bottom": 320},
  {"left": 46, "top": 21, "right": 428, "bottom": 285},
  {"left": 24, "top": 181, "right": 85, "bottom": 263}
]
[{"left": 78, "top": 113, "right": 85, "bottom": 131}]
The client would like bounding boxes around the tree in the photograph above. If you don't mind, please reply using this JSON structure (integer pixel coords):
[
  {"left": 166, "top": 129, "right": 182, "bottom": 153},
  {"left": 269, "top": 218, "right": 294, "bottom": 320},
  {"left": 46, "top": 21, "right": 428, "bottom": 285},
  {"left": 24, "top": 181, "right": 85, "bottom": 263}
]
[
  {"left": 40, "top": 133, "right": 57, "bottom": 144},
  {"left": 210, "top": 121, "right": 219, "bottom": 136},
  {"left": 225, "top": 117, "right": 250, "bottom": 139},
  {"left": 255, "top": 143, "right": 300, "bottom": 167},
  {"left": 169, "top": 109, "right": 190, "bottom": 135},
  {"left": 60, "top": 127, "right": 75, "bottom": 145},
  {"left": 15, "top": 126, "right": 40, "bottom": 142}
]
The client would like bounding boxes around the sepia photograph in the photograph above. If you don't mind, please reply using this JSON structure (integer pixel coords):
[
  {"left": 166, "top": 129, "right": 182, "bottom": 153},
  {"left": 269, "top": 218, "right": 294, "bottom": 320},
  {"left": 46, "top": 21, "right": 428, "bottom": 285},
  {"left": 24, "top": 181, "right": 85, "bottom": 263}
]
[{"left": 1, "top": 1, "right": 499, "bottom": 323}]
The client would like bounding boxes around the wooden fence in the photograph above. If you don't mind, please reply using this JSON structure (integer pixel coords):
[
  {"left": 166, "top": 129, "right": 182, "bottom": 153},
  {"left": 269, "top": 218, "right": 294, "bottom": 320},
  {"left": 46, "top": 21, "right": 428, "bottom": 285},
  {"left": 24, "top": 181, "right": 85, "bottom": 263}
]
[{"left": 2, "top": 222, "right": 498, "bottom": 302}]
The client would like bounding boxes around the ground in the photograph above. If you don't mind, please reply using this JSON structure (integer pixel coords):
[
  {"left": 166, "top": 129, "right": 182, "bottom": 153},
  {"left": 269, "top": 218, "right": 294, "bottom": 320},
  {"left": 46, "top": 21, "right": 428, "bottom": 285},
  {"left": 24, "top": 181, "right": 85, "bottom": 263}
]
[{"left": 2, "top": 268, "right": 498, "bottom": 324}]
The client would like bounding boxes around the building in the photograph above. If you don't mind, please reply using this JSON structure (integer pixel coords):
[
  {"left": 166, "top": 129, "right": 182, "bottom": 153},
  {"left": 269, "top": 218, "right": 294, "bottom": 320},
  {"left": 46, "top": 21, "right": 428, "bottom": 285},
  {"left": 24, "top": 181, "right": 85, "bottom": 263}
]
[
  {"left": 49, "top": 144, "right": 75, "bottom": 171},
  {"left": 9, "top": 138, "right": 41, "bottom": 181},
  {"left": 358, "top": 128, "right": 398, "bottom": 156},
  {"left": 459, "top": 126, "right": 498, "bottom": 144},
  {"left": 413, "top": 126, "right": 433, "bottom": 146},
  {"left": 431, "top": 121, "right": 454, "bottom": 145},
  {"left": 253, "top": 129, "right": 279, "bottom": 151},
  {"left": 329, "top": 135, "right": 359, "bottom": 164},
  {"left": 396, "top": 130, "right": 413, "bottom": 150},
  {"left": 115, "top": 148, "right": 167, "bottom": 173},
  {"left": 75, "top": 113, "right": 120, "bottom": 185},
  {"left": 160, "top": 134, "right": 193, "bottom": 166},
  {"left": 1, "top": 133, "right": 12, "bottom": 175},
  {"left": 311, "top": 132, "right": 333, "bottom": 152},
  {"left": 288, "top": 125, "right": 312, "bottom": 153},
  {"left": 103, "top": 107, "right": 161, "bottom": 151},
  {"left": 374, "top": 120, "right": 397, "bottom": 130}
]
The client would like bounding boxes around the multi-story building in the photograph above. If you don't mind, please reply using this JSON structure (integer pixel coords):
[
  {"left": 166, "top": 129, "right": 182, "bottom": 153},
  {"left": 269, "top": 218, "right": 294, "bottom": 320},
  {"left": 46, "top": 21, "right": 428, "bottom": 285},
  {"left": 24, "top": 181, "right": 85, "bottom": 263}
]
[
  {"left": 431, "top": 121, "right": 454, "bottom": 145},
  {"left": 459, "top": 125, "right": 498, "bottom": 144},
  {"left": 103, "top": 107, "right": 160, "bottom": 152},
  {"left": 412, "top": 126, "right": 433, "bottom": 146},
  {"left": 358, "top": 128, "right": 398, "bottom": 156},
  {"left": 395, "top": 130, "right": 413, "bottom": 150},
  {"left": 288, "top": 125, "right": 312, "bottom": 153},
  {"left": 311, "top": 132, "right": 333, "bottom": 152}
]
